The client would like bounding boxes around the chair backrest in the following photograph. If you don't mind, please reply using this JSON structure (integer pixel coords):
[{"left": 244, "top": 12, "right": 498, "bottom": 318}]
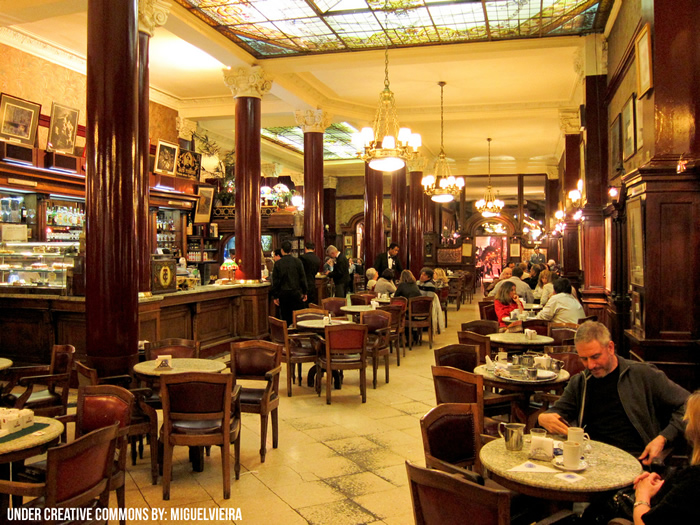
[
  {"left": 377, "top": 305, "right": 403, "bottom": 332},
  {"left": 145, "top": 338, "right": 199, "bottom": 360},
  {"left": 437, "top": 286, "right": 449, "bottom": 304},
  {"left": 322, "top": 297, "right": 347, "bottom": 317},
  {"left": 75, "top": 384, "right": 134, "bottom": 437},
  {"left": 409, "top": 295, "right": 433, "bottom": 317},
  {"left": 75, "top": 361, "right": 100, "bottom": 388},
  {"left": 359, "top": 309, "right": 392, "bottom": 333},
  {"left": 50, "top": 344, "right": 76, "bottom": 376},
  {"left": 578, "top": 315, "right": 598, "bottom": 324},
  {"left": 390, "top": 296, "right": 408, "bottom": 309},
  {"left": 550, "top": 327, "right": 578, "bottom": 345},
  {"left": 482, "top": 303, "right": 498, "bottom": 322},
  {"left": 544, "top": 346, "right": 585, "bottom": 376},
  {"left": 431, "top": 366, "right": 484, "bottom": 407},
  {"left": 420, "top": 403, "right": 484, "bottom": 474},
  {"left": 45, "top": 423, "right": 119, "bottom": 510},
  {"left": 460, "top": 320, "right": 498, "bottom": 335},
  {"left": 230, "top": 340, "right": 283, "bottom": 382},
  {"left": 324, "top": 324, "right": 368, "bottom": 358},
  {"left": 350, "top": 294, "right": 372, "bottom": 305},
  {"left": 406, "top": 461, "right": 510, "bottom": 525},
  {"left": 434, "top": 344, "right": 480, "bottom": 373},
  {"left": 522, "top": 319, "right": 549, "bottom": 336},
  {"left": 448, "top": 278, "right": 463, "bottom": 295},
  {"left": 268, "top": 316, "right": 289, "bottom": 346},
  {"left": 292, "top": 308, "right": 328, "bottom": 327},
  {"left": 456, "top": 331, "right": 491, "bottom": 363}
]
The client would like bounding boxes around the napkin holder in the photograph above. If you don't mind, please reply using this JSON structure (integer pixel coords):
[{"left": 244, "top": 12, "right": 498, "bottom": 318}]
[
  {"left": 530, "top": 436, "right": 554, "bottom": 461},
  {"left": 524, "top": 328, "right": 537, "bottom": 340},
  {"left": 155, "top": 355, "right": 173, "bottom": 370}
]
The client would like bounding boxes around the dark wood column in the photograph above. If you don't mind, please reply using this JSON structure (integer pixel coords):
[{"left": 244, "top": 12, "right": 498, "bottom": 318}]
[
  {"left": 561, "top": 133, "right": 581, "bottom": 287},
  {"left": 423, "top": 193, "right": 435, "bottom": 233},
  {"left": 296, "top": 110, "right": 330, "bottom": 265},
  {"left": 407, "top": 161, "right": 426, "bottom": 277},
  {"left": 391, "top": 166, "right": 407, "bottom": 270},
  {"left": 545, "top": 175, "right": 561, "bottom": 261},
  {"left": 364, "top": 165, "right": 384, "bottom": 273},
  {"left": 223, "top": 67, "right": 272, "bottom": 280},
  {"left": 86, "top": 0, "right": 139, "bottom": 368},
  {"left": 323, "top": 181, "right": 336, "bottom": 249},
  {"left": 517, "top": 174, "right": 524, "bottom": 235},
  {"left": 136, "top": 33, "right": 150, "bottom": 293}
]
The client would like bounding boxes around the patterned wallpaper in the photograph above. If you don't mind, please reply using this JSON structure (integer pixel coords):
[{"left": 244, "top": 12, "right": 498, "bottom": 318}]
[{"left": 0, "top": 43, "right": 178, "bottom": 151}]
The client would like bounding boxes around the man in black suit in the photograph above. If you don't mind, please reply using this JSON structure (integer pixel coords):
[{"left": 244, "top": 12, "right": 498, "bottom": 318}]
[
  {"left": 325, "top": 245, "right": 350, "bottom": 298},
  {"left": 373, "top": 243, "right": 402, "bottom": 281},
  {"left": 298, "top": 241, "right": 321, "bottom": 306},
  {"left": 271, "top": 241, "right": 307, "bottom": 326}
]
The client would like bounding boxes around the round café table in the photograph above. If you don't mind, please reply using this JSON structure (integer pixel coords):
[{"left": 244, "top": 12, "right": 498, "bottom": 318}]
[
  {"left": 340, "top": 304, "right": 374, "bottom": 322},
  {"left": 0, "top": 416, "right": 64, "bottom": 511},
  {"left": 133, "top": 357, "right": 226, "bottom": 378},
  {"left": 523, "top": 303, "right": 543, "bottom": 311},
  {"left": 502, "top": 316, "right": 536, "bottom": 325},
  {"left": 480, "top": 438, "right": 642, "bottom": 501},
  {"left": 295, "top": 319, "right": 353, "bottom": 333},
  {"left": 488, "top": 332, "right": 554, "bottom": 353},
  {"left": 0, "top": 358, "right": 12, "bottom": 370}
]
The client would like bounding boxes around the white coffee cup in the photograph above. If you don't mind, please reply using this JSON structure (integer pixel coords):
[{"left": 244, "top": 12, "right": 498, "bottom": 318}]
[
  {"left": 567, "top": 427, "right": 590, "bottom": 444},
  {"left": 563, "top": 441, "right": 581, "bottom": 469},
  {"left": 510, "top": 310, "right": 519, "bottom": 320},
  {"left": 497, "top": 351, "right": 508, "bottom": 363}
]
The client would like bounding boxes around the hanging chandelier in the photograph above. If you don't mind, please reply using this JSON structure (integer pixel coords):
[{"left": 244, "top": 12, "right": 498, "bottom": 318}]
[
  {"left": 352, "top": 4, "right": 420, "bottom": 172},
  {"left": 421, "top": 81, "right": 464, "bottom": 203},
  {"left": 475, "top": 138, "right": 505, "bottom": 217}
]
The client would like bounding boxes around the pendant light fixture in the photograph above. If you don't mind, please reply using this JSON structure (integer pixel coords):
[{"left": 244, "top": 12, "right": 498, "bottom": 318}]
[
  {"left": 475, "top": 138, "right": 504, "bottom": 217},
  {"left": 352, "top": 2, "right": 420, "bottom": 172},
  {"left": 421, "top": 81, "right": 464, "bottom": 203}
]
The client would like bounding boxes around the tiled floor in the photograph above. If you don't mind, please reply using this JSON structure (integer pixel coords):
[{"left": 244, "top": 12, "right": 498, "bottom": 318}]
[{"left": 74, "top": 295, "right": 480, "bottom": 524}]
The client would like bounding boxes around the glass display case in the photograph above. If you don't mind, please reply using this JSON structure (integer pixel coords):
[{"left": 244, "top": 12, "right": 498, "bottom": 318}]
[{"left": 0, "top": 242, "right": 79, "bottom": 294}]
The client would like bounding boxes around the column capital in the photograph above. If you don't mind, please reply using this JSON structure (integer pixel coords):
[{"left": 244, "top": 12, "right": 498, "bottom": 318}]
[
  {"left": 323, "top": 175, "right": 337, "bottom": 189},
  {"left": 295, "top": 109, "right": 332, "bottom": 133},
  {"left": 223, "top": 66, "right": 272, "bottom": 99},
  {"left": 546, "top": 165, "right": 559, "bottom": 180},
  {"left": 138, "top": 0, "right": 171, "bottom": 37},
  {"left": 176, "top": 117, "right": 197, "bottom": 141},
  {"left": 261, "top": 162, "right": 282, "bottom": 178},
  {"left": 559, "top": 108, "right": 581, "bottom": 135},
  {"left": 288, "top": 171, "right": 304, "bottom": 187},
  {"left": 407, "top": 156, "right": 427, "bottom": 173}
]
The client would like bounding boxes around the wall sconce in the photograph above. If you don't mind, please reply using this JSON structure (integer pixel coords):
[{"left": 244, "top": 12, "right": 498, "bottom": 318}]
[{"left": 608, "top": 186, "right": 619, "bottom": 198}]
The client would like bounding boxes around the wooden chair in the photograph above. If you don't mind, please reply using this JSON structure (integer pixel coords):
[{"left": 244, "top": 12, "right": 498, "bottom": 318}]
[
  {"left": 360, "top": 309, "right": 392, "bottom": 388},
  {"left": 577, "top": 315, "right": 598, "bottom": 324},
  {"left": 457, "top": 331, "right": 491, "bottom": 363},
  {"left": 0, "top": 424, "right": 120, "bottom": 524},
  {"left": 522, "top": 319, "right": 549, "bottom": 336},
  {"left": 74, "top": 361, "right": 159, "bottom": 485},
  {"left": 390, "top": 296, "right": 408, "bottom": 309},
  {"left": 463, "top": 271, "right": 475, "bottom": 303},
  {"left": 160, "top": 372, "right": 241, "bottom": 500},
  {"left": 316, "top": 324, "right": 368, "bottom": 404},
  {"left": 461, "top": 320, "right": 499, "bottom": 335},
  {"left": 350, "top": 293, "right": 372, "bottom": 305},
  {"left": 1, "top": 344, "right": 75, "bottom": 417},
  {"left": 550, "top": 327, "right": 578, "bottom": 346},
  {"left": 543, "top": 346, "right": 585, "bottom": 376},
  {"left": 378, "top": 304, "right": 405, "bottom": 365},
  {"left": 408, "top": 296, "right": 433, "bottom": 350},
  {"left": 447, "top": 277, "right": 463, "bottom": 310},
  {"left": 437, "top": 286, "right": 450, "bottom": 328},
  {"left": 15, "top": 385, "right": 134, "bottom": 524},
  {"left": 322, "top": 297, "right": 347, "bottom": 317},
  {"left": 144, "top": 338, "right": 200, "bottom": 360},
  {"left": 434, "top": 344, "right": 480, "bottom": 373},
  {"left": 269, "top": 316, "right": 317, "bottom": 397},
  {"left": 479, "top": 302, "right": 498, "bottom": 322},
  {"left": 229, "top": 340, "right": 282, "bottom": 463},
  {"left": 292, "top": 307, "right": 328, "bottom": 328},
  {"left": 548, "top": 322, "right": 579, "bottom": 333}
]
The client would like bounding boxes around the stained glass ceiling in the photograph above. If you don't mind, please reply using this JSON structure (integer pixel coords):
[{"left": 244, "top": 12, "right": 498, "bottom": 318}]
[
  {"left": 262, "top": 123, "right": 359, "bottom": 160},
  {"left": 175, "top": 0, "right": 612, "bottom": 58}
]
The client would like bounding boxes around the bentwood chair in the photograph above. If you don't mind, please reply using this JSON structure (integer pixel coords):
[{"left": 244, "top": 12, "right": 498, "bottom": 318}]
[
  {"left": 437, "top": 286, "right": 450, "bottom": 329},
  {"left": 434, "top": 344, "right": 480, "bottom": 373},
  {"left": 549, "top": 326, "right": 578, "bottom": 346},
  {"left": 461, "top": 320, "right": 499, "bottom": 335},
  {"left": 407, "top": 296, "right": 433, "bottom": 350},
  {"left": 522, "top": 319, "right": 549, "bottom": 336},
  {"left": 160, "top": 372, "right": 241, "bottom": 500},
  {"left": 142, "top": 338, "right": 200, "bottom": 410},
  {"left": 322, "top": 297, "right": 347, "bottom": 317},
  {"left": 229, "top": 340, "right": 282, "bottom": 463},
  {"left": 269, "top": 316, "right": 317, "bottom": 397},
  {"left": 378, "top": 304, "right": 405, "bottom": 365},
  {"left": 360, "top": 309, "right": 392, "bottom": 389},
  {"left": 447, "top": 277, "right": 463, "bottom": 310},
  {"left": 316, "top": 324, "right": 368, "bottom": 405},
  {"left": 457, "top": 331, "right": 492, "bottom": 364},
  {"left": 1, "top": 344, "right": 75, "bottom": 417},
  {"left": 350, "top": 293, "right": 372, "bottom": 305},
  {"left": 292, "top": 307, "right": 328, "bottom": 329}
]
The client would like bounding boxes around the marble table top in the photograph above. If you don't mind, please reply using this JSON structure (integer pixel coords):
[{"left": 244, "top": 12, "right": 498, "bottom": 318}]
[
  {"left": 474, "top": 364, "right": 569, "bottom": 387},
  {"left": 296, "top": 319, "right": 353, "bottom": 331},
  {"left": 340, "top": 305, "right": 374, "bottom": 313},
  {"left": 523, "top": 303, "right": 543, "bottom": 310},
  {"left": 480, "top": 438, "right": 642, "bottom": 501},
  {"left": 0, "top": 358, "right": 12, "bottom": 370},
  {"left": 502, "top": 316, "right": 537, "bottom": 325},
  {"left": 488, "top": 332, "right": 554, "bottom": 345},
  {"left": 133, "top": 358, "right": 227, "bottom": 377},
  {"left": 0, "top": 416, "right": 63, "bottom": 457}
]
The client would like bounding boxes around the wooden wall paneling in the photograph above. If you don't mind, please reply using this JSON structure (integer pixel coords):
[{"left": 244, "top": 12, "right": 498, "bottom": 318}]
[
  {"left": 138, "top": 308, "right": 160, "bottom": 344},
  {"left": 158, "top": 304, "right": 192, "bottom": 340},
  {"left": 237, "top": 287, "right": 267, "bottom": 339},
  {"left": 0, "top": 302, "right": 53, "bottom": 364},
  {"left": 194, "top": 297, "right": 234, "bottom": 353},
  {"left": 55, "top": 312, "right": 87, "bottom": 360}
]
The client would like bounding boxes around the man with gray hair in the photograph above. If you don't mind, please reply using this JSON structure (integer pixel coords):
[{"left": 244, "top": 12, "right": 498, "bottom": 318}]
[
  {"left": 538, "top": 321, "right": 689, "bottom": 465},
  {"left": 325, "top": 245, "right": 350, "bottom": 298}
]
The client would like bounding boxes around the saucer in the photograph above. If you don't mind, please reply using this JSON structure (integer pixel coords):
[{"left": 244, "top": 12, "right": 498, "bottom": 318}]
[{"left": 552, "top": 457, "right": 588, "bottom": 472}]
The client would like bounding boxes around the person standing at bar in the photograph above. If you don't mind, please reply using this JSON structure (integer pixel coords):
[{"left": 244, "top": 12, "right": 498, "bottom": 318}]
[
  {"left": 325, "top": 245, "right": 350, "bottom": 298},
  {"left": 271, "top": 241, "right": 307, "bottom": 327},
  {"left": 299, "top": 241, "right": 321, "bottom": 306},
  {"left": 374, "top": 243, "right": 402, "bottom": 281}
]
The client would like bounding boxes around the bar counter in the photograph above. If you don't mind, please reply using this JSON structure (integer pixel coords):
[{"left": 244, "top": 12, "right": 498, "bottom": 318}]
[{"left": 0, "top": 282, "right": 270, "bottom": 364}]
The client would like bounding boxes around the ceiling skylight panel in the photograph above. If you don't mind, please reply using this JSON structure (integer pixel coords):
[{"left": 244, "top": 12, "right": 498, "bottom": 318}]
[
  {"left": 237, "top": 35, "right": 300, "bottom": 54},
  {"left": 202, "top": 3, "right": 267, "bottom": 25},
  {"left": 428, "top": 3, "right": 486, "bottom": 40},
  {"left": 250, "top": 0, "right": 317, "bottom": 20},
  {"left": 319, "top": 0, "right": 370, "bottom": 13},
  {"left": 272, "top": 17, "right": 335, "bottom": 39},
  {"left": 324, "top": 11, "right": 383, "bottom": 36},
  {"left": 338, "top": 31, "right": 390, "bottom": 48},
  {"left": 229, "top": 22, "right": 288, "bottom": 40}
]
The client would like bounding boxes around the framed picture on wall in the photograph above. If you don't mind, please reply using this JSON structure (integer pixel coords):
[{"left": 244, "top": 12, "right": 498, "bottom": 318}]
[
  {"left": 47, "top": 102, "right": 79, "bottom": 155},
  {"left": 635, "top": 23, "right": 653, "bottom": 98},
  {"left": 622, "top": 95, "right": 636, "bottom": 160},
  {"left": 0, "top": 93, "right": 41, "bottom": 147},
  {"left": 175, "top": 149, "right": 202, "bottom": 179},
  {"left": 635, "top": 96, "right": 644, "bottom": 151},
  {"left": 344, "top": 234, "right": 353, "bottom": 246},
  {"left": 194, "top": 186, "right": 215, "bottom": 224},
  {"left": 154, "top": 140, "right": 179, "bottom": 176},
  {"left": 509, "top": 243, "right": 520, "bottom": 258},
  {"left": 610, "top": 114, "right": 622, "bottom": 176}
]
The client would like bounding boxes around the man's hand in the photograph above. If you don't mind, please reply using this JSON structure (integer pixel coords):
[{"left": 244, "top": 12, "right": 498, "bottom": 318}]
[
  {"left": 638, "top": 435, "right": 667, "bottom": 465},
  {"left": 537, "top": 412, "right": 569, "bottom": 435},
  {"left": 273, "top": 298, "right": 280, "bottom": 306},
  {"left": 302, "top": 295, "right": 307, "bottom": 302}
]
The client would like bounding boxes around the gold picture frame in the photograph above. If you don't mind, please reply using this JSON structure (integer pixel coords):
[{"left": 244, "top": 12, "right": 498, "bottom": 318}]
[
  {"left": 194, "top": 186, "right": 215, "bottom": 224},
  {"left": 0, "top": 93, "right": 41, "bottom": 147},
  {"left": 154, "top": 140, "right": 179, "bottom": 176},
  {"left": 635, "top": 23, "right": 653, "bottom": 98}
]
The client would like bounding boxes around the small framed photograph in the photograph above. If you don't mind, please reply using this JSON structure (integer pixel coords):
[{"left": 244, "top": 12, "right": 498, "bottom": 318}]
[
  {"left": 510, "top": 243, "right": 520, "bottom": 258},
  {"left": 194, "top": 186, "right": 215, "bottom": 224},
  {"left": 343, "top": 234, "right": 353, "bottom": 246},
  {"left": 0, "top": 93, "right": 41, "bottom": 146},
  {"left": 175, "top": 149, "right": 202, "bottom": 179},
  {"left": 47, "top": 102, "right": 80, "bottom": 155},
  {"left": 154, "top": 140, "right": 179, "bottom": 176},
  {"left": 635, "top": 23, "right": 653, "bottom": 98},
  {"left": 610, "top": 114, "right": 622, "bottom": 176},
  {"left": 635, "top": 96, "right": 644, "bottom": 151},
  {"left": 622, "top": 95, "right": 636, "bottom": 160}
]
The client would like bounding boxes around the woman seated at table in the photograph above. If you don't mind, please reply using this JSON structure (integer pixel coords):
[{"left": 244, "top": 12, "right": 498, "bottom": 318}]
[
  {"left": 533, "top": 269, "right": 553, "bottom": 303},
  {"left": 632, "top": 389, "right": 700, "bottom": 524},
  {"left": 494, "top": 281, "right": 524, "bottom": 327},
  {"left": 365, "top": 267, "right": 378, "bottom": 291},
  {"left": 394, "top": 269, "right": 421, "bottom": 299},
  {"left": 433, "top": 268, "right": 449, "bottom": 288},
  {"left": 373, "top": 269, "right": 397, "bottom": 295}
]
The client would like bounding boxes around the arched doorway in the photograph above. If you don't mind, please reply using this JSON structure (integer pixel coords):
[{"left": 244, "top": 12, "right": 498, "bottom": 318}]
[{"left": 464, "top": 214, "right": 516, "bottom": 281}]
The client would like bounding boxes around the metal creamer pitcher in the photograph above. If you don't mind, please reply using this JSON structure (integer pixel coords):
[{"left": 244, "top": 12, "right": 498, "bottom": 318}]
[{"left": 498, "top": 422, "right": 525, "bottom": 451}]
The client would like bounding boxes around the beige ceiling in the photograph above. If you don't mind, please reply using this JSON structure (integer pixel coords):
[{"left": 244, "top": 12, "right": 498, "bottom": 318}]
[{"left": 0, "top": 0, "right": 610, "bottom": 200}]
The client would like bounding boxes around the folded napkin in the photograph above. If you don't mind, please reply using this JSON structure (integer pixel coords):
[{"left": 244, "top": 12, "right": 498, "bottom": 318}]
[
  {"left": 508, "top": 461, "right": 558, "bottom": 473},
  {"left": 555, "top": 472, "right": 585, "bottom": 483}
]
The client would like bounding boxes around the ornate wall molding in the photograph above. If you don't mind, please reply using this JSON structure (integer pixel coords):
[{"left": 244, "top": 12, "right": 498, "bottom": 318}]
[
  {"left": 138, "top": 0, "right": 171, "bottom": 37},
  {"left": 294, "top": 109, "right": 332, "bottom": 133},
  {"left": 222, "top": 66, "right": 272, "bottom": 99},
  {"left": 558, "top": 108, "right": 581, "bottom": 135},
  {"left": 176, "top": 117, "right": 197, "bottom": 140},
  {"left": 0, "top": 27, "right": 86, "bottom": 75},
  {"left": 323, "top": 175, "right": 338, "bottom": 189},
  {"left": 546, "top": 165, "right": 559, "bottom": 180}
]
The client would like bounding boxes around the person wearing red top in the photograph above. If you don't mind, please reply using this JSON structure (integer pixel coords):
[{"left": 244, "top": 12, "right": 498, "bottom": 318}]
[{"left": 494, "top": 281, "right": 524, "bottom": 327}]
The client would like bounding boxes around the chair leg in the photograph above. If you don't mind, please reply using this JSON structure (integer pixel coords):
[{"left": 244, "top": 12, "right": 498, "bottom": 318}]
[
  {"left": 221, "top": 439, "right": 231, "bottom": 500},
  {"left": 384, "top": 354, "right": 390, "bottom": 384},
  {"left": 360, "top": 366, "right": 366, "bottom": 403},
  {"left": 272, "top": 408, "right": 278, "bottom": 449},
  {"left": 233, "top": 430, "right": 241, "bottom": 480},
  {"left": 130, "top": 436, "right": 137, "bottom": 466},
  {"left": 372, "top": 354, "right": 378, "bottom": 389},
  {"left": 149, "top": 427, "right": 159, "bottom": 485},
  {"left": 162, "top": 442, "right": 173, "bottom": 500},
  {"left": 297, "top": 362, "right": 303, "bottom": 386},
  {"left": 286, "top": 361, "right": 293, "bottom": 397},
  {"left": 117, "top": 484, "right": 126, "bottom": 525},
  {"left": 259, "top": 414, "right": 269, "bottom": 463},
  {"left": 326, "top": 365, "right": 332, "bottom": 405},
  {"left": 428, "top": 324, "right": 433, "bottom": 349}
]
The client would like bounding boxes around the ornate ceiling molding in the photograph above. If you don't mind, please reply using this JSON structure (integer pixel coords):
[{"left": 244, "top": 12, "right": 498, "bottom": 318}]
[
  {"left": 323, "top": 175, "right": 338, "bottom": 189},
  {"left": 222, "top": 66, "right": 272, "bottom": 99},
  {"left": 559, "top": 108, "right": 581, "bottom": 135},
  {"left": 546, "top": 165, "right": 560, "bottom": 180},
  {"left": 294, "top": 109, "right": 333, "bottom": 133},
  {"left": 138, "top": 0, "right": 171, "bottom": 37},
  {"left": 0, "top": 26, "right": 86, "bottom": 75}
]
